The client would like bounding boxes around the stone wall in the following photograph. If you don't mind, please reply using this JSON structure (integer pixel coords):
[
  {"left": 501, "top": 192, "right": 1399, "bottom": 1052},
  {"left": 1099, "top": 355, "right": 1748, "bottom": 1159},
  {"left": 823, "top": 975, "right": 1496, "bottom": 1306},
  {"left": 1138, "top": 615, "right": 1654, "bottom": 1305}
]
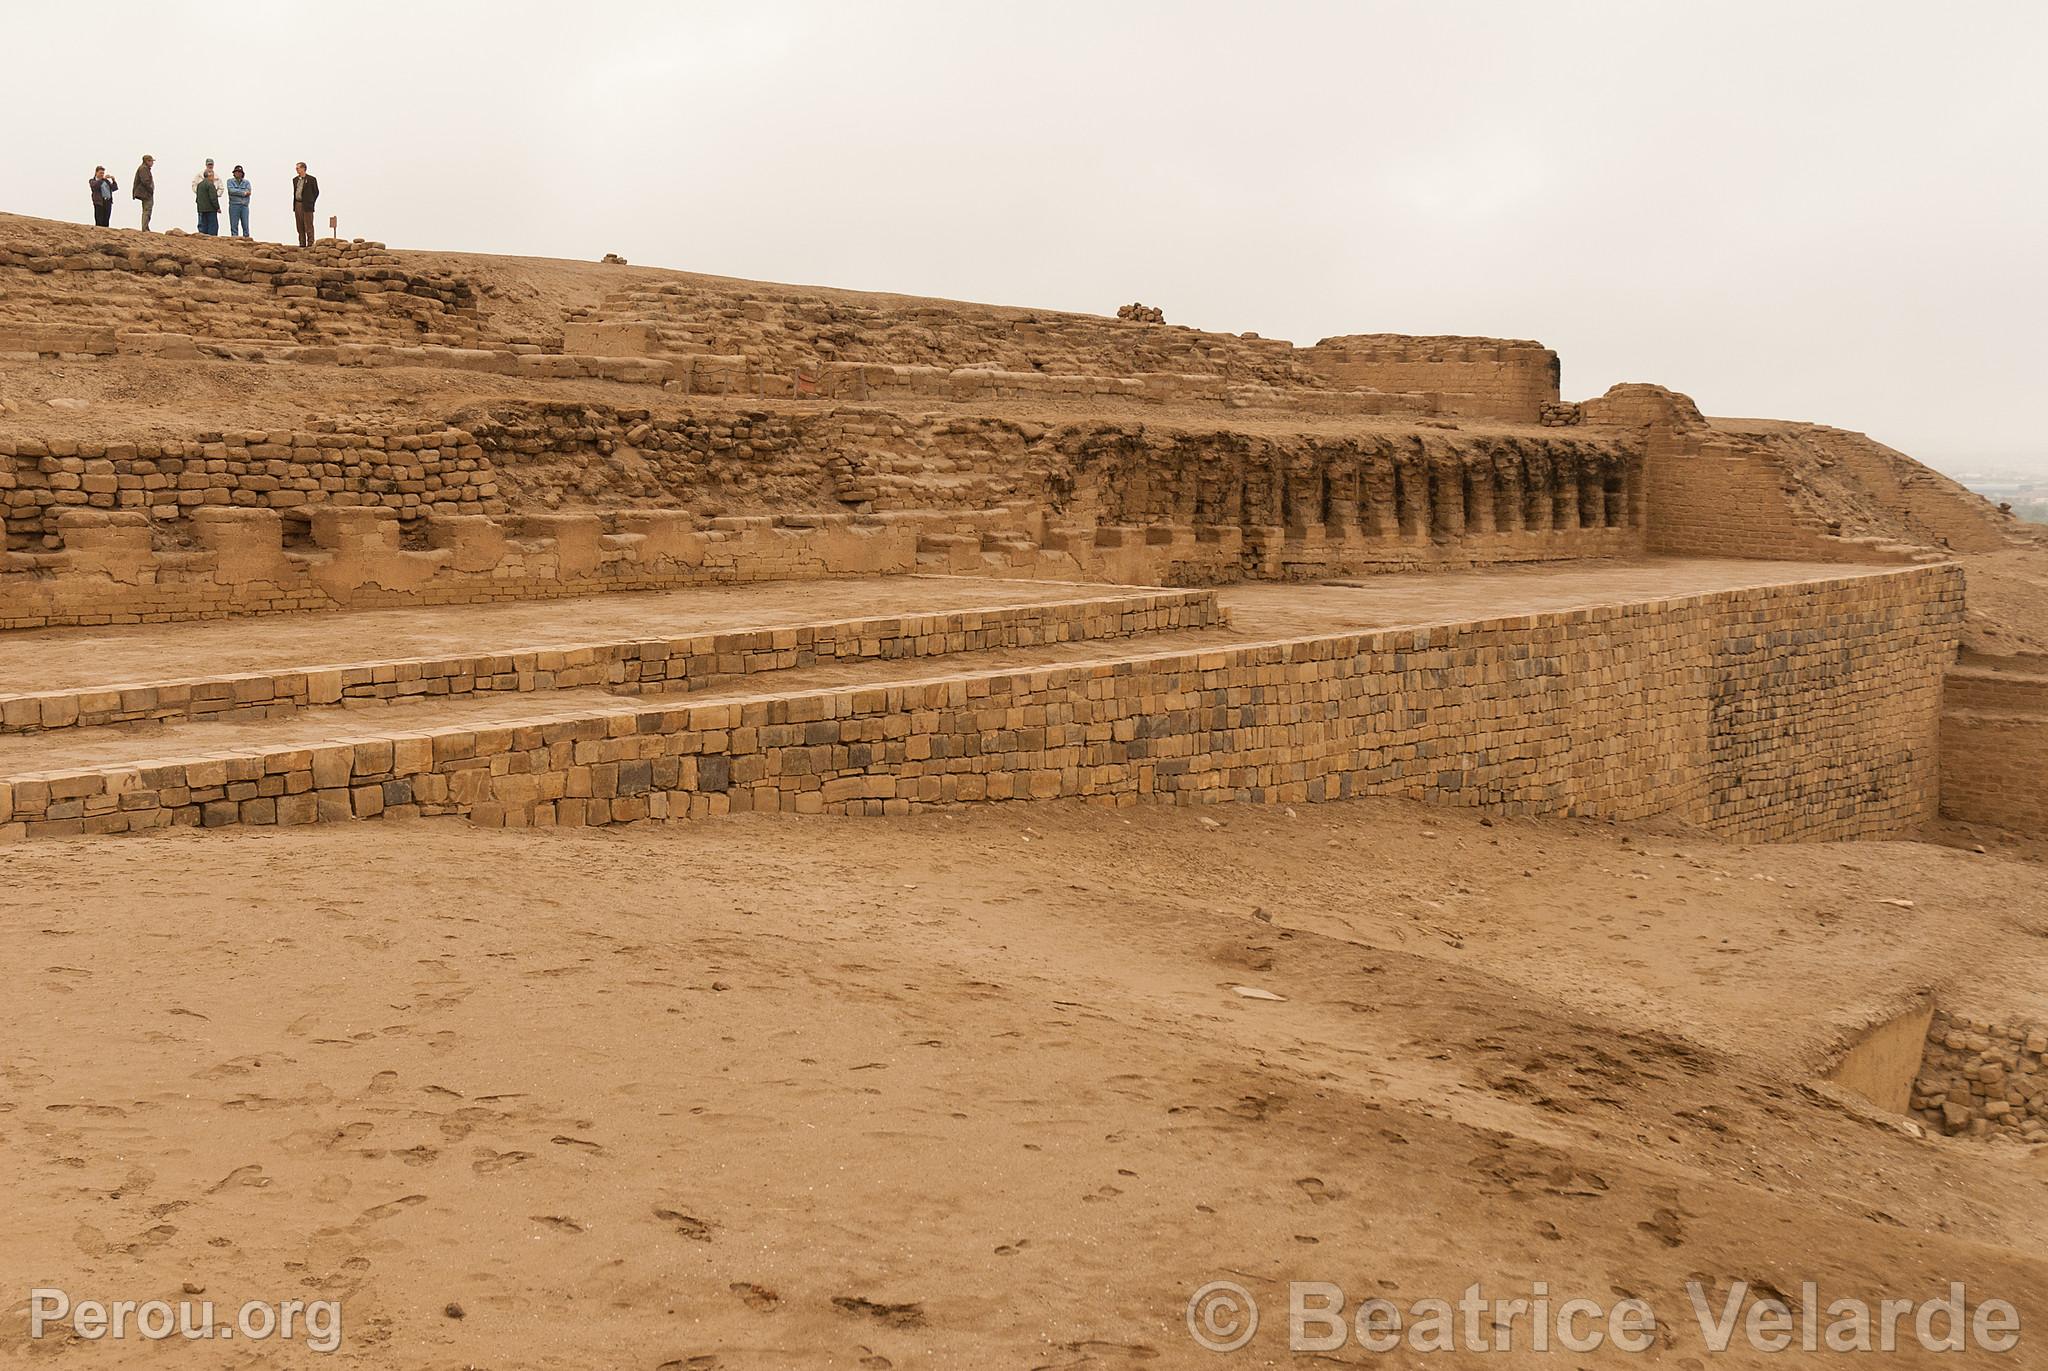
[
  {"left": 2, "top": 407, "right": 1648, "bottom": 618},
  {"left": 1912, "top": 1009, "right": 2048, "bottom": 1143},
  {"left": 0, "top": 230, "right": 501, "bottom": 349},
  {"left": 0, "top": 565, "right": 1961, "bottom": 843},
  {"left": 1584, "top": 384, "right": 1920, "bottom": 564},
  {"left": 0, "top": 505, "right": 931, "bottom": 629},
  {"left": 1303, "top": 335, "right": 1561, "bottom": 423},
  {"left": 1940, "top": 656, "right": 2048, "bottom": 831},
  {"left": 2, "top": 421, "right": 503, "bottom": 549},
  {"left": 1, "top": 589, "right": 1219, "bottom": 734}
]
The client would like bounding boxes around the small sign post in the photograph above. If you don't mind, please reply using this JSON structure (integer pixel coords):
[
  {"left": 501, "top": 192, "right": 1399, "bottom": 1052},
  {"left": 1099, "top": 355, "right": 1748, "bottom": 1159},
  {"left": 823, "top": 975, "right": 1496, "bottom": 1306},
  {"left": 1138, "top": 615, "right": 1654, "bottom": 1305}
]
[{"left": 327, "top": 214, "right": 337, "bottom": 243}]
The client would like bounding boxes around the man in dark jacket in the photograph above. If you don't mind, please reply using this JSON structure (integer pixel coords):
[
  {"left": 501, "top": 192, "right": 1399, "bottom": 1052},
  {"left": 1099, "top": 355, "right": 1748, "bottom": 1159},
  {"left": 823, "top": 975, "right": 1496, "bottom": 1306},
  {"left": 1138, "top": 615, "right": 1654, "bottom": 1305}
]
[
  {"left": 195, "top": 171, "right": 222, "bottom": 236},
  {"left": 291, "top": 163, "right": 320, "bottom": 248},
  {"left": 133, "top": 155, "right": 155, "bottom": 230},
  {"left": 88, "top": 167, "right": 117, "bottom": 227}
]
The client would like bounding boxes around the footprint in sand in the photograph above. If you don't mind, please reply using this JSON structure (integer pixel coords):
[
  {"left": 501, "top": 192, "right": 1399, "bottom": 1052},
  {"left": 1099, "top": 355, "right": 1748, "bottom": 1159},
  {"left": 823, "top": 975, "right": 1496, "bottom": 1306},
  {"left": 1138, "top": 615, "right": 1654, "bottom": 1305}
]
[
  {"left": 729, "top": 1282, "right": 780, "bottom": 1311},
  {"left": 471, "top": 1150, "right": 533, "bottom": 1175},
  {"left": 992, "top": 1239, "right": 1030, "bottom": 1257},
  {"left": 1295, "top": 1176, "right": 1340, "bottom": 1205},
  {"left": 652, "top": 1207, "right": 714, "bottom": 1241},
  {"left": 532, "top": 1215, "right": 585, "bottom": 1234},
  {"left": 355, "top": 1195, "right": 428, "bottom": 1225},
  {"left": 831, "top": 1297, "right": 926, "bottom": 1329},
  {"left": 206, "top": 1164, "right": 270, "bottom": 1193},
  {"left": 327, "top": 1121, "right": 375, "bottom": 1150},
  {"left": 1060, "top": 1340, "right": 1161, "bottom": 1364}
]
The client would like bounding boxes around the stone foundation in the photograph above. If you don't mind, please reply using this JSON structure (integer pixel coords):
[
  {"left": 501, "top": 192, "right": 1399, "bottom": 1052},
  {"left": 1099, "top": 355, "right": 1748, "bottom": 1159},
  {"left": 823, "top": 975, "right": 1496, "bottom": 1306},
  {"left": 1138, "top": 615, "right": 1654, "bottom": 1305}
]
[{"left": 1911, "top": 1009, "right": 2048, "bottom": 1143}]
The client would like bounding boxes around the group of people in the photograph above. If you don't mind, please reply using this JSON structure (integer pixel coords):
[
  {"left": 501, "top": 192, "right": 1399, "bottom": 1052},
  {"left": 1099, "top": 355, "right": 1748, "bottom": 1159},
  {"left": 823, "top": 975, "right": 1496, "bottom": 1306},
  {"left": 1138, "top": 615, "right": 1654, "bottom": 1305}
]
[{"left": 88, "top": 158, "right": 323, "bottom": 247}]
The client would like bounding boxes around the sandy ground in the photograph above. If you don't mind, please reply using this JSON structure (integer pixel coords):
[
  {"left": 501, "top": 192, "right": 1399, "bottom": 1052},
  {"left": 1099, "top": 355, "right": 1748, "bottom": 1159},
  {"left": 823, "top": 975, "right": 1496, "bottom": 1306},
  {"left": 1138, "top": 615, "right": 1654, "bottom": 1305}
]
[{"left": 2, "top": 798, "right": 2045, "bottom": 1368}]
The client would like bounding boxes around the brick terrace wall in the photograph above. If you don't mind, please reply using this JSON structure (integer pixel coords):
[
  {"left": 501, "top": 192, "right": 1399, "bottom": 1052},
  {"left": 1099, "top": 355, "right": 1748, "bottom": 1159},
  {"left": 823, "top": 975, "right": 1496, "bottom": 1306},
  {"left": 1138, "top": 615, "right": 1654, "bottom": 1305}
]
[
  {"left": 1302, "top": 336, "right": 1560, "bottom": 423},
  {"left": 0, "top": 589, "right": 1219, "bottom": 733},
  {"left": 0, "top": 565, "right": 1961, "bottom": 843},
  {"left": 0, "top": 231, "right": 494, "bottom": 349},
  {"left": 1940, "top": 658, "right": 2048, "bottom": 830},
  {"left": 1584, "top": 384, "right": 1892, "bottom": 563},
  {"left": 2, "top": 423, "right": 501, "bottom": 548}
]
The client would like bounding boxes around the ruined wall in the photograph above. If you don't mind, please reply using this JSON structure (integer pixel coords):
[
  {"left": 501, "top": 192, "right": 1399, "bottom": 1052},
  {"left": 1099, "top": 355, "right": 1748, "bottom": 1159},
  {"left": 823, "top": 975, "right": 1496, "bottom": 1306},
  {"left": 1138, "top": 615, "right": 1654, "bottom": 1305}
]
[
  {"left": 1303, "top": 336, "right": 1560, "bottom": 423},
  {"left": 1583, "top": 384, "right": 1910, "bottom": 562},
  {"left": 0, "top": 230, "right": 499, "bottom": 349},
  {"left": 1, "top": 565, "right": 1960, "bottom": 843},
  {"left": 1912, "top": 1009, "right": 2048, "bottom": 1143},
  {"left": 3, "top": 406, "right": 1646, "bottom": 615},
  {"left": 0, "top": 506, "right": 932, "bottom": 629},
  {"left": 2, "top": 422, "right": 503, "bottom": 549}
]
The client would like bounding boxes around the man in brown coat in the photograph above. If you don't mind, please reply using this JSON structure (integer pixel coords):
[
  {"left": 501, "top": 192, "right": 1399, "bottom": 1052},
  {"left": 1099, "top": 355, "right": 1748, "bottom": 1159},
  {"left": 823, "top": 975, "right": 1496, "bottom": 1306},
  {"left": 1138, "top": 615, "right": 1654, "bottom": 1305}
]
[
  {"left": 291, "top": 163, "right": 320, "bottom": 248},
  {"left": 132, "top": 155, "right": 155, "bottom": 231}
]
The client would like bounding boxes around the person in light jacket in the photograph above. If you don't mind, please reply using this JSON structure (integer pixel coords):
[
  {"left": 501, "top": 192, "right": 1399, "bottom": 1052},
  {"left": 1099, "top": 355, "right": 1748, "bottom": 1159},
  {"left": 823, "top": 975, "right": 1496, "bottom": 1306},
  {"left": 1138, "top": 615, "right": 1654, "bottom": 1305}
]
[{"left": 226, "top": 166, "right": 252, "bottom": 238}]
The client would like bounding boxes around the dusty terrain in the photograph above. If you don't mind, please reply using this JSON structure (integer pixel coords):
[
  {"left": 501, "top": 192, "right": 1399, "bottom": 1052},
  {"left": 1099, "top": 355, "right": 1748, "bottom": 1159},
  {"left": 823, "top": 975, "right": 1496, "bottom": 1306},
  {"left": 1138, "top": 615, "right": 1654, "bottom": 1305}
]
[
  {"left": 6, "top": 209, "right": 2048, "bottom": 1366},
  {"left": 3, "top": 800, "right": 2046, "bottom": 1367}
]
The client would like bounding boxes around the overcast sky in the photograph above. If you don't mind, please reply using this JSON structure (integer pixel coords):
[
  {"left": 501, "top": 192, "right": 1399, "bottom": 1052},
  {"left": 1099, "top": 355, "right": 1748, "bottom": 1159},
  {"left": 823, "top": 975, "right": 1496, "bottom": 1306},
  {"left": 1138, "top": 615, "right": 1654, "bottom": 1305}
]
[{"left": 10, "top": 2, "right": 2043, "bottom": 474}]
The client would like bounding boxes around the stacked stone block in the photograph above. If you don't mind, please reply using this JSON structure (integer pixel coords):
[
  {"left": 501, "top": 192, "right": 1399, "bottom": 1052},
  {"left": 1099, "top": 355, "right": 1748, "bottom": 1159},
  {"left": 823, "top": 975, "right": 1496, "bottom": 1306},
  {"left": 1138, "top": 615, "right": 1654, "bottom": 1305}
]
[
  {"left": 1912, "top": 1010, "right": 2048, "bottom": 1143},
  {"left": 0, "top": 229, "right": 494, "bottom": 350},
  {"left": 1, "top": 422, "right": 497, "bottom": 549},
  {"left": 0, "top": 589, "right": 1219, "bottom": 733},
  {"left": 0, "top": 565, "right": 1962, "bottom": 845}
]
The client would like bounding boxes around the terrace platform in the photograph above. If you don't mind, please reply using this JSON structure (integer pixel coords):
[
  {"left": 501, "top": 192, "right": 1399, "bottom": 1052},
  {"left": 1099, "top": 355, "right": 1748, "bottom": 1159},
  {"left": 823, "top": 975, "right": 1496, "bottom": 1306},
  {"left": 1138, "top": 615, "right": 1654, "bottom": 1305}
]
[{"left": 0, "top": 558, "right": 1961, "bottom": 844}]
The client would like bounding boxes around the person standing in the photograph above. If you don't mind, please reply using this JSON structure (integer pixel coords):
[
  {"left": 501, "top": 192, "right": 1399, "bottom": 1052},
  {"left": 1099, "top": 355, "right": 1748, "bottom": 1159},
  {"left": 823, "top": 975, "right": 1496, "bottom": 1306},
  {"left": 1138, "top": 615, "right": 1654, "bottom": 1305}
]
[
  {"left": 290, "top": 162, "right": 320, "bottom": 247},
  {"left": 88, "top": 167, "right": 118, "bottom": 226},
  {"left": 195, "top": 169, "right": 222, "bottom": 236},
  {"left": 191, "top": 157, "right": 218, "bottom": 196},
  {"left": 133, "top": 155, "right": 155, "bottom": 230},
  {"left": 226, "top": 165, "right": 252, "bottom": 238}
]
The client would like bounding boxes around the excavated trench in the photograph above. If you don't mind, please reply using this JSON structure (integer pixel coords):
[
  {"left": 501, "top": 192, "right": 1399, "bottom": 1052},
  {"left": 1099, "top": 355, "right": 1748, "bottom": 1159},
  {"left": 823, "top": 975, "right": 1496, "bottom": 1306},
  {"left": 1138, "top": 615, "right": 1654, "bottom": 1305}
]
[{"left": 1832, "top": 997, "right": 2048, "bottom": 1142}]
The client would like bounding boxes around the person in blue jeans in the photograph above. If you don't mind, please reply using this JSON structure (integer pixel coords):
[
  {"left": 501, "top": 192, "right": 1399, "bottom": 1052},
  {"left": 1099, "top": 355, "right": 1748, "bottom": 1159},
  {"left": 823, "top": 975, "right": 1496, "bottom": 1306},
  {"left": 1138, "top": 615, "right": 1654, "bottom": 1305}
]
[
  {"left": 194, "top": 171, "right": 222, "bottom": 235},
  {"left": 226, "top": 166, "right": 252, "bottom": 238}
]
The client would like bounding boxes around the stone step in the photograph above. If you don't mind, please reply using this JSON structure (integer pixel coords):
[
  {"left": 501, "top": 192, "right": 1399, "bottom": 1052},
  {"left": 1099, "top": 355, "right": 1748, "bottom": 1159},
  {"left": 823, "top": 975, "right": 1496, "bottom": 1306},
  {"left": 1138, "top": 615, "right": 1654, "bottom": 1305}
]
[
  {"left": 1944, "top": 666, "right": 2048, "bottom": 716},
  {"left": 0, "top": 559, "right": 1963, "bottom": 845},
  {"left": 0, "top": 579, "right": 1219, "bottom": 735}
]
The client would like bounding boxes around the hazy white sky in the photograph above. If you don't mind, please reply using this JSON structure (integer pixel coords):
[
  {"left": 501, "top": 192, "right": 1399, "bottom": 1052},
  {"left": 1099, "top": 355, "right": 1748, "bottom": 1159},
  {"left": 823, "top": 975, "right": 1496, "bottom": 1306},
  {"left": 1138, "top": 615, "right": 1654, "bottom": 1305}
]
[{"left": 9, "top": 2, "right": 2043, "bottom": 474}]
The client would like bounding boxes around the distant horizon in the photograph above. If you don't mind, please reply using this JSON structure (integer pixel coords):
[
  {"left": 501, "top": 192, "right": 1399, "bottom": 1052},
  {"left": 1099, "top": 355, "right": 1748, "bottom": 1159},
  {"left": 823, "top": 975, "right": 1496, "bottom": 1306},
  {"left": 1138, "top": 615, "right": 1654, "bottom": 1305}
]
[{"left": 9, "top": 1, "right": 2043, "bottom": 479}]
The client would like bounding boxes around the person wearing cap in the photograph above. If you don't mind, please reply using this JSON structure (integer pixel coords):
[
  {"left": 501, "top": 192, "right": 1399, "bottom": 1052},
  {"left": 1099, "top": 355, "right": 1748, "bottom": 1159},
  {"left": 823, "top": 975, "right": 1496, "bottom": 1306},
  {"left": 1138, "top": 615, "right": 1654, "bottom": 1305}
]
[
  {"left": 194, "top": 169, "right": 223, "bottom": 236},
  {"left": 132, "top": 155, "right": 155, "bottom": 231},
  {"left": 88, "top": 166, "right": 118, "bottom": 227},
  {"left": 226, "top": 166, "right": 253, "bottom": 238},
  {"left": 191, "top": 157, "right": 218, "bottom": 195}
]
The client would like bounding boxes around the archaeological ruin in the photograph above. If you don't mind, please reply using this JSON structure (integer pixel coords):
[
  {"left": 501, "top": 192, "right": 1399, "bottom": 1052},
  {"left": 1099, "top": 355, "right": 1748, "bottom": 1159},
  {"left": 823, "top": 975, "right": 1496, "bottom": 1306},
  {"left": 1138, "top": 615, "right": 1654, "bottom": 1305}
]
[{"left": 0, "top": 209, "right": 2039, "bottom": 866}]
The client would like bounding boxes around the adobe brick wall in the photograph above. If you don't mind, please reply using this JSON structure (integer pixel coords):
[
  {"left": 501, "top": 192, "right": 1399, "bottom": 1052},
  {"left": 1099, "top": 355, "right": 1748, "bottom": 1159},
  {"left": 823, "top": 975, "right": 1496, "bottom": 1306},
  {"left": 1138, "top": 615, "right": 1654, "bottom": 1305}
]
[
  {"left": 1583, "top": 384, "right": 1918, "bottom": 564},
  {"left": 1939, "top": 661, "right": 2048, "bottom": 831},
  {"left": 0, "top": 589, "right": 1219, "bottom": 734},
  {"left": 0, "top": 564, "right": 1961, "bottom": 843},
  {"left": 1302, "top": 336, "right": 1560, "bottom": 423}
]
